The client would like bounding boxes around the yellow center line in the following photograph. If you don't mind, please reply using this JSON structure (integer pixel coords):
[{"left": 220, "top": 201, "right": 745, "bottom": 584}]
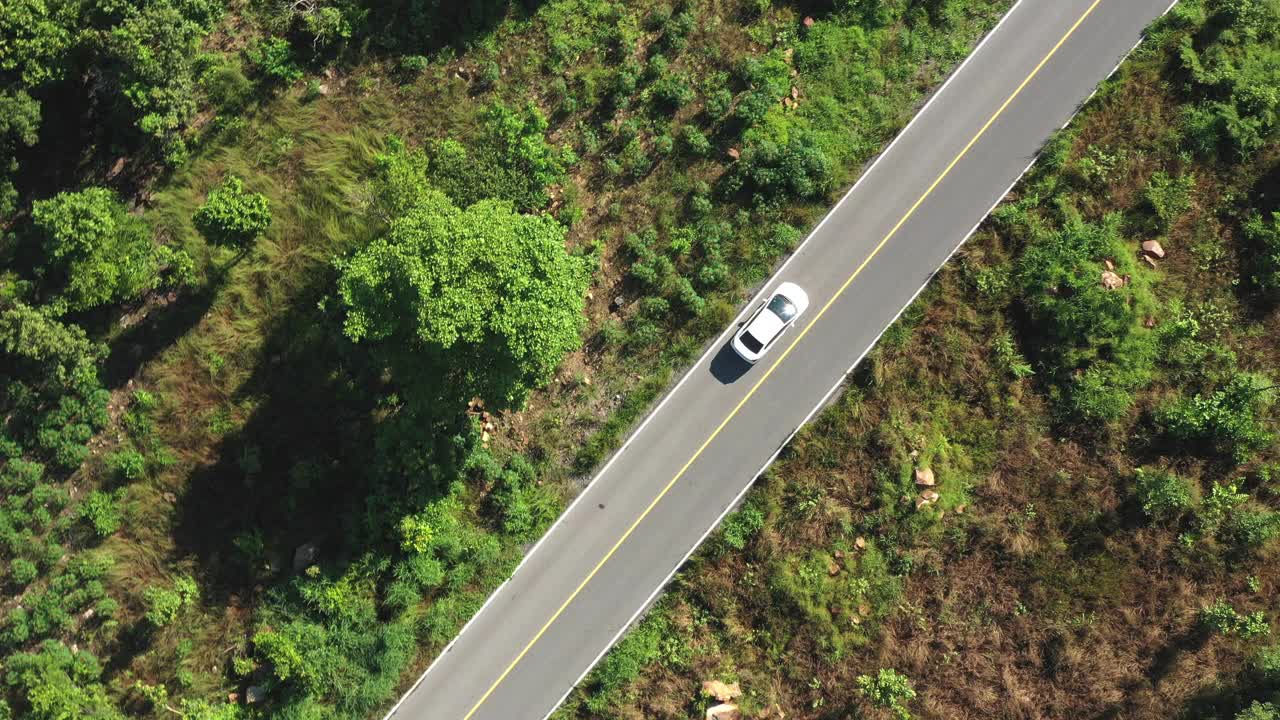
[{"left": 462, "top": 1, "right": 1103, "bottom": 716}]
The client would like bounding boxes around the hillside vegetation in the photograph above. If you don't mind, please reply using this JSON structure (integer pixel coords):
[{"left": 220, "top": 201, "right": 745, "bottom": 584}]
[
  {"left": 0, "top": 0, "right": 1011, "bottom": 718},
  {"left": 560, "top": 2, "right": 1280, "bottom": 718}
]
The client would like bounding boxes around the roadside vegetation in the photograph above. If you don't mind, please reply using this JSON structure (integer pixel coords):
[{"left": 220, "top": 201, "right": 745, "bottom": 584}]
[
  {"left": 0, "top": 0, "right": 1011, "bottom": 717},
  {"left": 559, "top": 1, "right": 1280, "bottom": 718}
]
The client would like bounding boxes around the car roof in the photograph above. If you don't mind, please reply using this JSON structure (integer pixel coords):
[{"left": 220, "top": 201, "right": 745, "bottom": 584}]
[{"left": 745, "top": 305, "right": 785, "bottom": 342}]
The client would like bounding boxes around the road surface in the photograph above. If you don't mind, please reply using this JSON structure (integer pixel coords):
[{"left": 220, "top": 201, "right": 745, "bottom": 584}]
[{"left": 387, "top": 1, "right": 1176, "bottom": 717}]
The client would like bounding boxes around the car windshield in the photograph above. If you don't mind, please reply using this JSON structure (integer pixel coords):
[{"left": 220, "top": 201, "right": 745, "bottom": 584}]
[
  {"left": 767, "top": 294, "right": 798, "bottom": 322},
  {"left": 739, "top": 331, "right": 764, "bottom": 353}
]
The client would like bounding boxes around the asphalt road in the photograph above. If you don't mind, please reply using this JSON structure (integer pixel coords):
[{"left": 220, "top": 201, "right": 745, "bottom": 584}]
[{"left": 387, "top": 1, "right": 1176, "bottom": 718}]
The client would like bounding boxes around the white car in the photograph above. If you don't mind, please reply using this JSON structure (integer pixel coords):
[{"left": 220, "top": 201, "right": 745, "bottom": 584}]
[{"left": 731, "top": 282, "right": 810, "bottom": 363}]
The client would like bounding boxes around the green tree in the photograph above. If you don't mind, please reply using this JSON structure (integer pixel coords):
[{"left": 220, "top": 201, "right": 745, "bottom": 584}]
[
  {"left": 0, "top": 303, "right": 108, "bottom": 469},
  {"left": 0, "top": 90, "right": 40, "bottom": 218},
  {"left": 336, "top": 188, "right": 589, "bottom": 409},
  {"left": 857, "top": 668, "right": 917, "bottom": 720},
  {"left": 31, "top": 187, "right": 190, "bottom": 311},
  {"left": 193, "top": 175, "right": 272, "bottom": 248}
]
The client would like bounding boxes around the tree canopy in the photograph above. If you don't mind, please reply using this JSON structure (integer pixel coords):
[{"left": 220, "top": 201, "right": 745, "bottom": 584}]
[
  {"left": 30, "top": 187, "right": 189, "bottom": 311},
  {"left": 337, "top": 184, "right": 589, "bottom": 409}
]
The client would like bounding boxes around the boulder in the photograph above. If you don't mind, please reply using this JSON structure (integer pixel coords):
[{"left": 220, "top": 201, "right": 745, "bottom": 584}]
[
  {"left": 1100, "top": 270, "right": 1124, "bottom": 289},
  {"left": 802, "top": 16, "right": 815, "bottom": 27},
  {"left": 707, "top": 703, "right": 742, "bottom": 720},
  {"left": 854, "top": 536, "right": 867, "bottom": 550},
  {"left": 1141, "top": 240, "right": 1166, "bottom": 258},
  {"left": 914, "top": 467, "right": 936, "bottom": 487},
  {"left": 727, "top": 147, "right": 741, "bottom": 160},
  {"left": 246, "top": 685, "right": 266, "bottom": 704},
  {"left": 702, "top": 680, "right": 743, "bottom": 702},
  {"left": 1104, "top": 258, "right": 1115, "bottom": 271},
  {"left": 1142, "top": 255, "right": 1158, "bottom": 269},
  {"left": 292, "top": 542, "right": 319, "bottom": 573}
]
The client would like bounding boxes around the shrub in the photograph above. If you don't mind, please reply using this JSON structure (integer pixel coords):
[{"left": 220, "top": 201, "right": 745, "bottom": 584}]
[
  {"left": 1144, "top": 171, "right": 1195, "bottom": 228},
  {"left": 727, "top": 132, "right": 834, "bottom": 205},
  {"left": 705, "top": 88, "right": 733, "bottom": 118},
  {"left": 143, "top": 575, "right": 198, "bottom": 627},
  {"left": 1200, "top": 598, "right": 1242, "bottom": 635},
  {"left": 720, "top": 500, "right": 764, "bottom": 550},
  {"left": 1134, "top": 468, "right": 1196, "bottom": 522},
  {"left": 681, "top": 125, "right": 711, "bottom": 156},
  {"left": 1243, "top": 211, "right": 1280, "bottom": 292},
  {"left": 108, "top": 448, "right": 146, "bottom": 481},
  {"left": 857, "top": 668, "right": 916, "bottom": 720},
  {"left": 79, "top": 491, "right": 122, "bottom": 537},
  {"left": 194, "top": 176, "right": 272, "bottom": 248},
  {"left": 9, "top": 558, "right": 38, "bottom": 586},
  {"left": 249, "top": 37, "right": 302, "bottom": 83},
  {"left": 1236, "top": 702, "right": 1280, "bottom": 720},
  {"left": 1158, "top": 373, "right": 1276, "bottom": 462},
  {"left": 1255, "top": 644, "right": 1280, "bottom": 680}
]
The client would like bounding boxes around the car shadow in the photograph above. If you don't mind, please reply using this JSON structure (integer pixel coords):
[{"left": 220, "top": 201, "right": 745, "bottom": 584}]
[{"left": 709, "top": 342, "right": 752, "bottom": 384}]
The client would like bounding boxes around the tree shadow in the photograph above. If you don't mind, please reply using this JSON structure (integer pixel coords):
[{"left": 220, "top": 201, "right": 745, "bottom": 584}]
[{"left": 165, "top": 270, "right": 466, "bottom": 608}]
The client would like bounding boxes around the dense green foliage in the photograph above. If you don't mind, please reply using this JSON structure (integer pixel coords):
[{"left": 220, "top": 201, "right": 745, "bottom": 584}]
[
  {"left": 193, "top": 176, "right": 272, "bottom": 248},
  {"left": 337, "top": 147, "right": 590, "bottom": 409},
  {"left": 31, "top": 188, "right": 190, "bottom": 310}
]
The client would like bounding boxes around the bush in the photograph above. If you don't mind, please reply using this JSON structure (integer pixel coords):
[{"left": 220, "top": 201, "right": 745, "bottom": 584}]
[
  {"left": 1236, "top": 702, "right": 1280, "bottom": 720},
  {"left": 1158, "top": 373, "right": 1276, "bottom": 462},
  {"left": 9, "top": 558, "right": 38, "bottom": 587},
  {"left": 1134, "top": 468, "right": 1196, "bottom": 522},
  {"left": 857, "top": 668, "right": 916, "bottom": 720},
  {"left": 249, "top": 37, "right": 302, "bottom": 83},
  {"left": 727, "top": 132, "right": 834, "bottom": 206},
  {"left": 108, "top": 448, "right": 146, "bottom": 481},
  {"left": 1144, "top": 171, "right": 1195, "bottom": 228},
  {"left": 79, "top": 491, "right": 122, "bottom": 538},
  {"left": 194, "top": 176, "right": 272, "bottom": 248},
  {"left": 143, "top": 575, "right": 198, "bottom": 627},
  {"left": 1243, "top": 211, "right": 1280, "bottom": 292},
  {"left": 681, "top": 125, "right": 711, "bottom": 156}
]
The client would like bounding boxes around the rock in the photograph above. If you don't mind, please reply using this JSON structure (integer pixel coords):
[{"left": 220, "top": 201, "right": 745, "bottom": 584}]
[
  {"left": 611, "top": 295, "right": 626, "bottom": 312},
  {"left": 1142, "top": 255, "right": 1158, "bottom": 269},
  {"left": 583, "top": 375, "right": 591, "bottom": 386},
  {"left": 702, "top": 680, "right": 743, "bottom": 702},
  {"left": 1100, "top": 270, "right": 1124, "bottom": 289},
  {"left": 828, "top": 560, "right": 840, "bottom": 576},
  {"left": 914, "top": 467, "right": 935, "bottom": 487},
  {"left": 1141, "top": 240, "right": 1166, "bottom": 258},
  {"left": 316, "top": 83, "right": 330, "bottom": 95},
  {"left": 292, "top": 542, "right": 319, "bottom": 573},
  {"left": 162, "top": 492, "right": 177, "bottom": 503},
  {"left": 854, "top": 536, "right": 867, "bottom": 550},
  {"left": 833, "top": 549, "right": 844, "bottom": 559},
  {"left": 955, "top": 503, "right": 967, "bottom": 515},
  {"left": 916, "top": 489, "right": 941, "bottom": 509},
  {"left": 1104, "top": 258, "right": 1115, "bottom": 271},
  {"left": 791, "top": 86, "right": 800, "bottom": 100},
  {"left": 228, "top": 692, "right": 239, "bottom": 704},
  {"left": 706, "top": 703, "right": 742, "bottom": 720},
  {"left": 782, "top": 97, "right": 795, "bottom": 109},
  {"left": 858, "top": 604, "right": 871, "bottom": 616},
  {"left": 727, "top": 147, "right": 741, "bottom": 160},
  {"left": 802, "top": 16, "right": 816, "bottom": 27},
  {"left": 81, "top": 608, "right": 95, "bottom": 621},
  {"left": 481, "top": 430, "right": 490, "bottom": 444},
  {"left": 246, "top": 685, "right": 266, "bottom": 704},
  {"left": 107, "top": 157, "right": 127, "bottom": 180}
]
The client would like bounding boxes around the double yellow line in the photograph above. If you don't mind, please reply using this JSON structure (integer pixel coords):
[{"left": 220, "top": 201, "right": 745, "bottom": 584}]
[{"left": 462, "top": 1, "right": 1103, "bottom": 716}]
